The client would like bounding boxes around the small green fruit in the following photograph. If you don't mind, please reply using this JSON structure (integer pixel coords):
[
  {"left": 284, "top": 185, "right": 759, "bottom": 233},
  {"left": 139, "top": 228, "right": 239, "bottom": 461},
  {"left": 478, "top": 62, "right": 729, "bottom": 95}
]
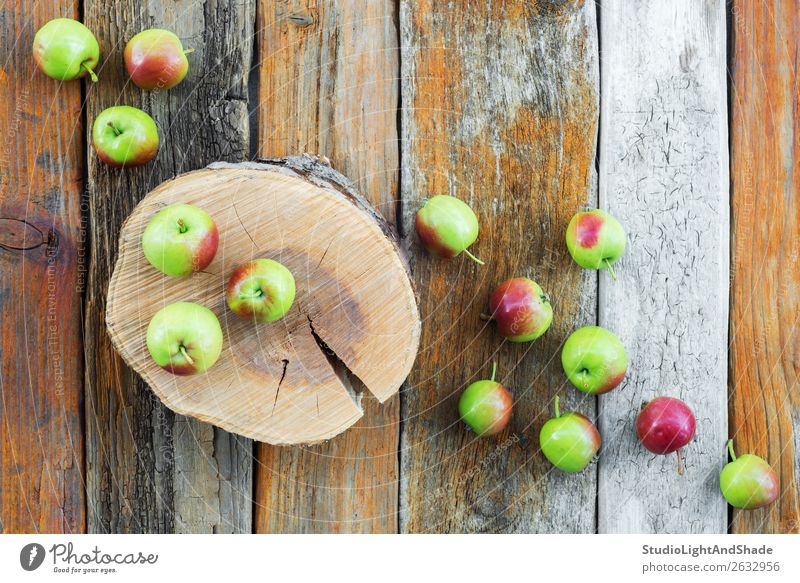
[
  {"left": 561, "top": 326, "right": 627, "bottom": 395},
  {"left": 226, "top": 259, "right": 296, "bottom": 323},
  {"left": 33, "top": 18, "right": 100, "bottom": 82},
  {"left": 146, "top": 302, "right": 223, "bottom": 375},
  {"left": 539, "top": 396, "right": 601, "bottom": 473},
  {"left": 415, "top": 195, "right": 483, "bottom": 264},
  {"left": 566, "top": 209, "right": 625, "bottom": 279},
  {"left": 92, "top": 106, "right": 159, "bottom": 167},
  {"left": 720, "top": 440, "right": 779, "bottom": 510},
  {"left": 459, "top": 362, "right": 512, "bottom": 437},
  {"left": 142, "top": 204, "right": 219, "bottom": 277}
]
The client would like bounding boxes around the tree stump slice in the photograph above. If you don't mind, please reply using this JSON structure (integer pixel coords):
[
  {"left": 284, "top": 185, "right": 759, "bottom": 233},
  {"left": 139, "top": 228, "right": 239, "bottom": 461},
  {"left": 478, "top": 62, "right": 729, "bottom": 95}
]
[{"left": 106, "top": 155, "right": 420, "bottom": 445}]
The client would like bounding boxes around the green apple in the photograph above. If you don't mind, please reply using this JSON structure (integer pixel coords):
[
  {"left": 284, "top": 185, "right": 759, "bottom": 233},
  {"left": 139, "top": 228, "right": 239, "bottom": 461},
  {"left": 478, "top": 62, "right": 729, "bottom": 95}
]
[
  {"left": 561, "top": 326, "right": 627, "bottom": 394},
  {"left": 33, "top": 18, "right": 99, "bottom": 82},
  {"left": 142, "top": 204, "right": 219, "bottom": 277},
  {"left": 539, "top": 396, "right": 601, "bottom": 473},
  {"left": 483, "top": 277, "right": 553, "bottom": 342},
  {"left": 125, "top": 29, "right": 191, "bottom": 90},
  {"left": 415, "top": 195, "right": 483, "bottom": 264},
  {"left": 566, "top": 209, "right": 625, "bottom": 279},
  {"left": 92, "top": 106, "right": 159, "bottom": 167},
  {"left": 720, "top": 439, "right": 779, "bottom": 510},
  {"left": 226, "top": 259, "right": 296, "bottom": 322},
  {"left": 458, "top": 362, "right": 513, "bottom": 437},
  {"left": 146, "top": 302, "right": 223, "bottom": 375}
]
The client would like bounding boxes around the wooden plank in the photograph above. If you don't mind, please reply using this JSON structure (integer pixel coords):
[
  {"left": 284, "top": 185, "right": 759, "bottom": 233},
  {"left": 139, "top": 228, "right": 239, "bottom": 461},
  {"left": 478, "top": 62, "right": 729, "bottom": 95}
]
[
  {"left": 399, "top": 0, "right": 599, "bottom": 533},
  {"left": 0, "top": 0, "right": 86, "bottom": 533},
  {"left": 597, "top": 0, "right": 729, "bottom": 533},
  {"left": 254, "top": 0, "right": 401, "bottom": 533},
  {"left": 84, "top": 0, "right": 254, "bottom": 533},
  {"left": 729, "top": 0, "right": 800, "bottom": 534}
]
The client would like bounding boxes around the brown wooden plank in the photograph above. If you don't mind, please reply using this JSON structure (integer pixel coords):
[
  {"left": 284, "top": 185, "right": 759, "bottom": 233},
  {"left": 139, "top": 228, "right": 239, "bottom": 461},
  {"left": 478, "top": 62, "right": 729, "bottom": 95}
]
[
  {"left": 399, "top": 0, "right": 599, "bottom": 532},
  {"left": 730, "top": 0, "right": 800, "bottom": 534},
  {"left": 0, "top": 0, "right": 86, "bottom": 534},
  {"left": 84, "top": 0, "right": 255, "bottom": 533},
  {"left": 254, "top": 0, "right": 401, "bottom": 532}
]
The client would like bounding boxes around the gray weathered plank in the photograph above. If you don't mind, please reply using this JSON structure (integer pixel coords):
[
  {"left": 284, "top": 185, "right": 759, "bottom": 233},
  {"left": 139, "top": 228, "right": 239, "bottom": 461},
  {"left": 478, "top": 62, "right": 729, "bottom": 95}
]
[
  {"left": 84, "top": 0, "right": 254, "bottom": 533},
  {"left": 399, "top": 0, "right": 599, "bottom": 533},
  {"left": 597, "top": 0, "right": 729, "bottom": 533}
]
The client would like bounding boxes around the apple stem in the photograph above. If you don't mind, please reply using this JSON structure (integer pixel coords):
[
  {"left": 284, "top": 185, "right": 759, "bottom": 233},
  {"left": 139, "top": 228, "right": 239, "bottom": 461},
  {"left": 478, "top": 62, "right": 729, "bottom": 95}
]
[
  {"left": 604, "top": 259, "right": 618, "bottom": 281},
  {"left": 490, "top": 361, "right": 497, "bottom": 382},
  {"left": 464, "top": 249, "right": 485, "bottom": 266},
  {"left": 479, "top": 312, "right": 493, "bottom": 322},
  {"left": 184, "top": 48, "right": 195, "bottom": 55},
  {"left": 179, "top": 345, "right": 194, "bottom": 366},
  {"left": 239, "top": 289, "right": 264, "bottom": 299},
  {"left": 676, "top": 449, "right": 684, "bottom": 476},
  {"left": 107, "top": 121, "right": 122, "bottom": 137},
  {"left": 554, "top": 395, "right": 561, "bottom": 419},
  {"left": 727, "top": 439, "right": 737, "bottom": 461},
  {"left": 177, "top": 218, "right": 188, "bottom": 234},
  {"left": 81, "top": 62, "right": 98, "bottom": 82}
]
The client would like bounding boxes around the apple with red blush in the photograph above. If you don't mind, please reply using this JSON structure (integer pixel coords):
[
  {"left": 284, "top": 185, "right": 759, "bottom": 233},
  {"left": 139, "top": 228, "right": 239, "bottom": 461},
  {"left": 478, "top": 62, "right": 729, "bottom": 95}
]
[
  {"left": 482, "top": 277, "right": 553, "bottom": 342},
  {"left": 566, "top": 209, "right": 625, "bottom": 280}
]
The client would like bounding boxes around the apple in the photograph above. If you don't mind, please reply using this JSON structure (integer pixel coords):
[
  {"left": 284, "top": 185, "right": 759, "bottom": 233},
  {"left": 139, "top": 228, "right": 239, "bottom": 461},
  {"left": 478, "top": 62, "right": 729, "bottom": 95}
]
[
  {"left": 720, "top": 439, "right": 779, "bottom": 510},
  {"left": 125, "top": 29, "right": 192, "bottom": 90},
  {"left": 566, "top": 209, "right": 625, "bottom": 280},
  {"left": 33, "top": 18, "right": 99, "bottom": 82},
  {"left": 146, "top": 302, "right": 223, "bottom": 375},
  {"left": 92, "top": 106, "right": 159, "bottom": 167},
  {"left": 482, "top": 277, "right": 553, "bottom": 342},
  {"left": 539, "top": 396, "right": 601, "bottom": 473},
  {"left": 561, "top": 326, "right": 627, "bottom": 395},
  {"left": 636, "top": 396, "right": 696, "bottom": 475},
  {"left": 226, "top": 258, "right": 296, "bottom": 322},
  {"left": 142, "top": 204, "right": 219, "bottom": 277},
  {"left": 415, "top": 195, "right": 483, "bottom": 264},
  {"left": 458, "top": 362, "right": 512, "bottom": 437}
]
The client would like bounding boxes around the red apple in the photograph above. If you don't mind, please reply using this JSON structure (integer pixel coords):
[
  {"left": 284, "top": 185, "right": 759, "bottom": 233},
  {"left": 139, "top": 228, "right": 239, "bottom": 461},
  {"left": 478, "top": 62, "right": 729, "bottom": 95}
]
[
  {"left": 636, "top": 396, "right": 696, "bottom": 475},
  {"left": 124, "top": 29, "right": 191, "bottom": 90},
  {"left": 482, "top": 277, "right": 553, "bottom": 342}
]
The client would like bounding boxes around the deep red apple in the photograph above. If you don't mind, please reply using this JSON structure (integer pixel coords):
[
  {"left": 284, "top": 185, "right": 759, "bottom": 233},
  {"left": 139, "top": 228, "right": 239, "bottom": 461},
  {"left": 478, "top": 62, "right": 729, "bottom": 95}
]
[{"left": 636, "top": 396, "right": 696, "bottom": 475}]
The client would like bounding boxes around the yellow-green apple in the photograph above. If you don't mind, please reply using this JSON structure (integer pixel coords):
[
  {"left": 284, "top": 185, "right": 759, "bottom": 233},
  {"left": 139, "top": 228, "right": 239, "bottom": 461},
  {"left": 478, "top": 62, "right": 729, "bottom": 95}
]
[
  {"left": 92, "top": 106, "right": 159, "bottom": 167},
  {"left": 561, "top": 326, "right": 627, "bottom": 395},
  {"left": 483, "top": 277, "right": 552, "bottom": 342},
  {"left": 124, "top": 29, "right": 191, "bottom": 90},
  {"left": 539, "top": 396, "right": 601, "bottom": 473},
  {"left": 566, "top": 209, "right": 625, "bottom": 279},
  {"left": 636, "top": 396, "right": 696, "bottom": 475},
  {"left": 415, "top": 195, "right": 483, "bottom": 264},
  {"left": 33, "top": 18, "right": 99, "bottom": 82},
  {"left": 720, "top": 440, "right": 779, "bottom": 509},
  {"left": 142, "top": 204, "right": 219, "bottom": 277},
  {"left": 226, "top": 259, "right": 296, "bottom": 323},
  {"left": 146, "top": 302, "right": 223, "bottom": 375},
  {"left": 458, "top": 362, "right": 512, "bottom": 437}
]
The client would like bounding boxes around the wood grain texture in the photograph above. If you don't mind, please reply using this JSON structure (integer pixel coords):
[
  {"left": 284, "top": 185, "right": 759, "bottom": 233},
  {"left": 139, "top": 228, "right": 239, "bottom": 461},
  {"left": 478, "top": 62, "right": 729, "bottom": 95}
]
[
  {"left": 255, "top": 0, "right": 402, "bottom": 532},
  {"left": 729, "top": 0, "right": 800, "bottom": 534},
  {"left": 0, "top": 0, "right": 85, "bottom": 533},
  {"left": 84, "top": 0, "right": 254, "bottom": 533},
  {"left": 106, "top": 161, "right": 418, "bottom": 444},
  {"left": 399, "top": 0, "right": 599, "bottom": 533},
  {"left": 597, "top": 0, "right": 729, "bottom": 533}
]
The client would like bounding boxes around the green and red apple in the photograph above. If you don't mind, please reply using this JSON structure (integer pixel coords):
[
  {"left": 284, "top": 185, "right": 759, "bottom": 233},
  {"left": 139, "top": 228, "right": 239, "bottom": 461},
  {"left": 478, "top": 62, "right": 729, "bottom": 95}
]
[
  {"left": 142, "top": 204, "right": 219, "bottom": 277},
  {"left": 483, "top": 277, "right": 552, "bottom": 342},
  {"left": 566, "top": 209, "right": 625, "bottom": 279},
  {"left": 92, "top": 106, "right": 159, "bottom": 167},
  {"left": 226, "top": 259, "right": 296, "bottom": 322},
  {"left": 146, "top": 301, "right": 223, "bottom": 375},
  {"left": 125, "top": 29, "right": 191, "bottom": 90},
  {"left": 539, "top": 396, "right": 601, "bottom": 473},
  {"left": 720, "top": 439, "right": 779, "bottom": 509},
  {"left": 416, "top": 195, "right": 483, "bottom": 264},
  {"left": 33, "top": 18, "right": 99, "bottom": 82},
  {"left": 458, "top": 363, "right": 512, "bottom": 437},
  {"left": 561, "top": 326, "right": 627, "bottom": 395}
]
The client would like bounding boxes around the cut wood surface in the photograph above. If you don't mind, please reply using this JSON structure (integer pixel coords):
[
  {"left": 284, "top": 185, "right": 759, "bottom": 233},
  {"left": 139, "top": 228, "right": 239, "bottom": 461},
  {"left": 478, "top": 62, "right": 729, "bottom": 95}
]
[
  {"left": 106, "top": 158, "right": 419, "bottom": 444},
  {"left": 255, "top": 0, "right": 402, "bottom": 533},
  {"left": 597, "top": 0, "right": 729, "bottom": 533},
  {"left": 729, "top": 0, "right": 800, "bottom": 534},
  {"left": 0, "top": 0, "right": 85, "bottom": 533},
  {"left": 399, "top": 0, "right": 600, "bottom": 533},
  {"left": 84, "top": 0, "right": 254, "bottom": 533}
]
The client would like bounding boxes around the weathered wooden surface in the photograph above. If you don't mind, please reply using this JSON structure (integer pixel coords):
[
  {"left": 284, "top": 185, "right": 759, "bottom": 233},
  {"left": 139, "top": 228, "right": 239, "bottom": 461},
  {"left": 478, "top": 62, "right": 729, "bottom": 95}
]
[
  {"left": 254, "top": 0, "right": 402, "bottom": 532},
  {"left": 729, "top": 0, "right": 800, "bottom": 534},
  {"left": 0, "top": 0, "right": 86, "bottom": 533},
  {"left": 106, "top": 160, "right": 419, "bottom": 444},
  {"left": 399, "top": 0, "right": 599, "bottom": 533},
  {"left": 597, "top": 0, "right": 729, "bottom": 533},
  {"left": 84, "top": 0, "right": 254, "bottom": 533}
]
